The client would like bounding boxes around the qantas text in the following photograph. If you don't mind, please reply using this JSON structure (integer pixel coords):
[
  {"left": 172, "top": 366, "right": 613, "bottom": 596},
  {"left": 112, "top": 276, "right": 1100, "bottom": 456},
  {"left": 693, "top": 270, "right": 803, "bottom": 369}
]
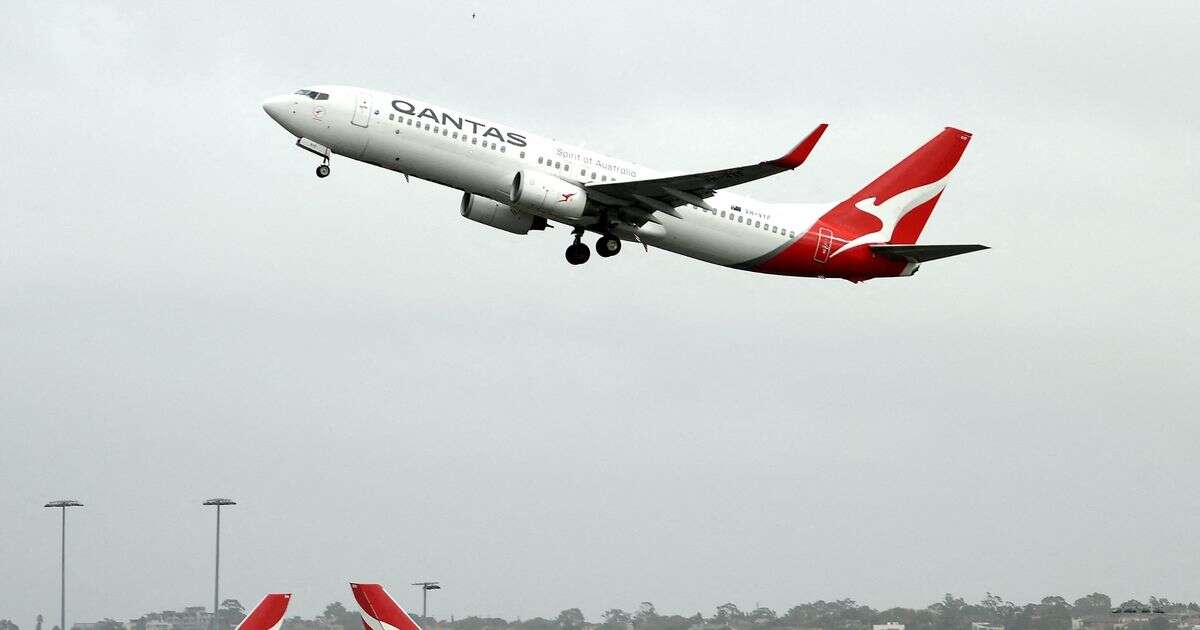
[{"left": 392, "top": 100, "right": 527, "bottom": 147}]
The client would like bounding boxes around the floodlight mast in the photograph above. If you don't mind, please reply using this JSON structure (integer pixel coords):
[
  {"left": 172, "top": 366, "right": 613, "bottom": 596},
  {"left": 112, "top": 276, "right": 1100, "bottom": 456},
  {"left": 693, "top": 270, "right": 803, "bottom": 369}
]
[
  {"left": 203, "top": 498, "right": 236, "bottom": 630},
  {"left": 43, "top": 500, "right": 83, "bottom": 630},
  {"left": 411, "top": 582, "right": 441, "bottom": 619}
]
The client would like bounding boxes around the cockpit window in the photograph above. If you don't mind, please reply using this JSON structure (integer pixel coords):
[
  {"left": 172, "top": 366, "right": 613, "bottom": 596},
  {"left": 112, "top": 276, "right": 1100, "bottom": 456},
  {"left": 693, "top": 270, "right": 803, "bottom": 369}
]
[{"left": 293, "top": 89, "right": 329, "bottom": 100}]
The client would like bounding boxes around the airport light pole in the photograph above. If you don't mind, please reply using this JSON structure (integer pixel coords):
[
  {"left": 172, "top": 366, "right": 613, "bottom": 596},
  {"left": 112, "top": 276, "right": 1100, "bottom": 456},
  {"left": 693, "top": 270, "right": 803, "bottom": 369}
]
[
  {"left": 203, "top": 498, "right": 236, "bottom": 630},
  {"left": 411, "top": 582, "right": 441, "bottom": 619},
  {"left": 44, "top": 500, "right": 84, "bottom": 630}
]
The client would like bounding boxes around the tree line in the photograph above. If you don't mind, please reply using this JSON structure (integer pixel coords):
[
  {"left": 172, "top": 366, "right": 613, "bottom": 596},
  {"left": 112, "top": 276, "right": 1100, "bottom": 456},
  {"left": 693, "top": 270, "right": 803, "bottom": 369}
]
[
  {"left": 6, "top": 592, "right": 1198, "bottom": 630},
  {"left": 319, "top": 594, "right": 1200, "bottom": 630}
]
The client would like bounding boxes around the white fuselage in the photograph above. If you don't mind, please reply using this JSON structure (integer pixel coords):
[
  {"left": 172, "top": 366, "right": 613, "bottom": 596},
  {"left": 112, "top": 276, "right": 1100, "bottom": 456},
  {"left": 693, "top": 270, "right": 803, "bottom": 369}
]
[{"left": 263, "top": 86, "right": 834, "bottom": 268}]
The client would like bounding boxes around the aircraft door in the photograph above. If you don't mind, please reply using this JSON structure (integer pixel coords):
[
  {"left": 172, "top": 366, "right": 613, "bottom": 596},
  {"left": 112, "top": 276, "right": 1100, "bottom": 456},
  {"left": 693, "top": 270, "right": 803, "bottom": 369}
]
[
  {"left": 351, "top": 93, "right": 372, "bottom": 128},
  {"left": 813, "top": 227, "right": 833, "bottom": 263}
]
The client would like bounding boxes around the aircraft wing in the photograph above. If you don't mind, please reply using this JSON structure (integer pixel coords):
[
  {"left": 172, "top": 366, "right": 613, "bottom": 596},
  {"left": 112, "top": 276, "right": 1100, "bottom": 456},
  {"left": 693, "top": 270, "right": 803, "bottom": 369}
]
[{"left": 584, "top": 123, "right": 827, "bottom": 217}]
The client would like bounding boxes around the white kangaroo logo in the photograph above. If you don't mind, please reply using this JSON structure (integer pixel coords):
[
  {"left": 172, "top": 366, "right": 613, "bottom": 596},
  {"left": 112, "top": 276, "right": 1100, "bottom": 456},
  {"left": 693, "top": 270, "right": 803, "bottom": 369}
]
[{"left": 829, "top": 175, "right": 949, "bottom": 258}]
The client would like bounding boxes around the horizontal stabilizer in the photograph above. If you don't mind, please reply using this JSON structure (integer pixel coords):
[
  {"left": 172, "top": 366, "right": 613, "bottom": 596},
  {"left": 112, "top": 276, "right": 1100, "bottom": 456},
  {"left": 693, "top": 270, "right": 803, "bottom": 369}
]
[{"left": 870, "top": 243, "right": 988, "bottom": 263}]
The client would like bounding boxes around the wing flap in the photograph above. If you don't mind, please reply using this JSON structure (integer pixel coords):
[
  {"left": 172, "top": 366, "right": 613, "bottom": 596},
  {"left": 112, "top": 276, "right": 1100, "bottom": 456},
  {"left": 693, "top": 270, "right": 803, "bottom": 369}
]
[{"left": 870, "top": 243, "right": 989, "bottom": 263}]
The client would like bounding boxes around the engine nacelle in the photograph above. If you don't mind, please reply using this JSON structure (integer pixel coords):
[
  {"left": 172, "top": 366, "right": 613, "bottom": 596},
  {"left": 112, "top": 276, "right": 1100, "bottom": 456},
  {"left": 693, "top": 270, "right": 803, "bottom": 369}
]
[
  {"left": 459, "top": 193, "right": 547, "bottom": 235},
  {"left": 510, "top": 170, "right": 587, "bottom": 221}
]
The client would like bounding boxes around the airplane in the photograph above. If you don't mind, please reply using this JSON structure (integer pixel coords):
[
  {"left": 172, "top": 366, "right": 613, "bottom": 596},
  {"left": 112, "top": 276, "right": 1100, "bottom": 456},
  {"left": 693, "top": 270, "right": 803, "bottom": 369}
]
[
  {"left": 262, "top": 86, "right": 987, "bottom": 281},
  {"left": 351, "top": 582, "right": 422, "bottom": 630},
  {"left": 235, "top": 593, "right": 292, "bottom": 630}
]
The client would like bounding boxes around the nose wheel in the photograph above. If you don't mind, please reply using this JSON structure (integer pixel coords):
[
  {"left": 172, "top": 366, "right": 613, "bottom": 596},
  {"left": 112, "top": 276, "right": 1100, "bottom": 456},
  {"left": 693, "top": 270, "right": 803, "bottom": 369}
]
[{"left": 315, "top": 163, "right": 331, "bottom": 178}]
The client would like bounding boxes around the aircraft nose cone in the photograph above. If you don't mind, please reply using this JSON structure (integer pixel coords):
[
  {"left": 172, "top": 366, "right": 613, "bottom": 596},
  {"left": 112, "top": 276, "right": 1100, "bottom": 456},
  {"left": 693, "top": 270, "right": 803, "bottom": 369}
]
[{"left": 262, "top": 94, "right": 291, "bottom": 124}]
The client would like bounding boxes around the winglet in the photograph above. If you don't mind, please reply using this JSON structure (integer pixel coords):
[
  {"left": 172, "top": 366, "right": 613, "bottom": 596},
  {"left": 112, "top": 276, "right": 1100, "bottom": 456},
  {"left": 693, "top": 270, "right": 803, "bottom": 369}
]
[
  {"left": 234, "top": 594, "right": 291, "bottom": 630},
  {"left": 770, "top": 123, "right": 828, "bottom": 169},
  {"left": 351, "top": 583, "right": 423, "bottom": 630}
]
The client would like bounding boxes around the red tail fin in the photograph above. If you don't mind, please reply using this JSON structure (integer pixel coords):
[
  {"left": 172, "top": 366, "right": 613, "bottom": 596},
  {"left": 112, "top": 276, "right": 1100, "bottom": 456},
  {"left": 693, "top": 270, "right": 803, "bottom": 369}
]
[
  {"left": 235, "top": 594, "right": 291, "bottom": 630},
  {"left": 823, "top": 127, "right": 971, "bottom": 247},
  {"left": 351, "top": 583, "right": 423, "bottom": 630}
]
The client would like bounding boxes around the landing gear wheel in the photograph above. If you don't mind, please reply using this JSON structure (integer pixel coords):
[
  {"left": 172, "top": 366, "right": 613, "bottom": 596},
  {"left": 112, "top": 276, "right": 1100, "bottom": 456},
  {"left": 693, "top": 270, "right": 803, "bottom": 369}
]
[
  {"left": 565, "top": 242, "right": 591, "bottom": 265},
  {"left": 596, "top": 235, "right": 622, "bottom": 257},
  {"left": 316, "top": 164, "right": 331, "bottom": 178}
]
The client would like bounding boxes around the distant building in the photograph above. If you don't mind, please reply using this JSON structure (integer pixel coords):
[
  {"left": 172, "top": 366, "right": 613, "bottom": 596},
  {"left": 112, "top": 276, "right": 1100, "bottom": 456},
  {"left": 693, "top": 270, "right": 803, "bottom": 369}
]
[
  {"left": 125, "top": 606, "right": 211, "bottom": 630},
  {"left": 874, "top": 623, "right": 905, "bottom": 630},
  {"left": 280, "top": 617, "right": 342, "bottom": 630}
]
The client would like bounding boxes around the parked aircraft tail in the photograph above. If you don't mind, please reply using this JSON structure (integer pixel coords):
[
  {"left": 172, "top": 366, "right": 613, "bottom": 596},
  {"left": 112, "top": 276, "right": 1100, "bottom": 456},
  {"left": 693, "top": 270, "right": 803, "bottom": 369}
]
[
  {"left": 351, "top": 583, "right": 423, "bottom": 630},
  {"left": 235, "top": 594, "right": 292, "bottom": 630}
]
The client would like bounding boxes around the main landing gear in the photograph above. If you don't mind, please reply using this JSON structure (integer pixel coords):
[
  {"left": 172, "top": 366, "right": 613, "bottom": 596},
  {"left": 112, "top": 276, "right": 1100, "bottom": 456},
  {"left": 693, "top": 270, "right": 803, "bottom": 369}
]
[
  {"left": 564, "top": 228, "right": 623, "bottom": 265},
  {"left": 596, "top": 234, "right": 621, "bottom": 257},
  {"left": 315, "top": 163, "right": 330, "bottom": 178},
  {"left": 565, "top": 227, "right": 591, "bottom": 265}
]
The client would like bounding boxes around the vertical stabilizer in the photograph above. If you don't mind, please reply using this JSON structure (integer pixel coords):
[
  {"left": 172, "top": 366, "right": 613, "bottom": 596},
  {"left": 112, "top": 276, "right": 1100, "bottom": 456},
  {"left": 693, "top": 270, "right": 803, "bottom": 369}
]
[
  {"left": 823, "top": 127, "right": 972, "bottom": 249},
  {"left": 235, "top": 594, "right": 292, "bottom": 630},
  {"left": 351, "top": 583, "right": 423, "bottom": 630}
]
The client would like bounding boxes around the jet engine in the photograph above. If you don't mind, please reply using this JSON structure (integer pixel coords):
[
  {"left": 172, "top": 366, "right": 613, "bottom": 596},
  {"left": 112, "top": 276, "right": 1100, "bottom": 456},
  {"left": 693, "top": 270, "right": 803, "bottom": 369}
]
[
  {"left": 460, "top": 193, "right": 547, "bottom": 235},
  {"left": 510, "top": 170, "right": 587, "bottom": 221}
]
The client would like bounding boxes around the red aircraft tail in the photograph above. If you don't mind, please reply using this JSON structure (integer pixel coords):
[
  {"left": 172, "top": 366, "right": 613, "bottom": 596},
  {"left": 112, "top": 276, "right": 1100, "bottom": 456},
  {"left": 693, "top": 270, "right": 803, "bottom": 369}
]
[
  {"left": 235, "top": 594, "right": 292, "bottom": 630},
  {"left": 823, "top": 127, "right": 972, "bottom": 245},
  {"left": 352, "top": 583, "right": 423, "bottom": 630}
]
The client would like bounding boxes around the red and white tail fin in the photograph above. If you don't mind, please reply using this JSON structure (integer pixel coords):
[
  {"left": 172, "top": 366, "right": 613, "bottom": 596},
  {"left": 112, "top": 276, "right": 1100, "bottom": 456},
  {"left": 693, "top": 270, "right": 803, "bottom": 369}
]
[
  {"left": 234, "top": 594, "right": 292, "bottom": 630},
  {"left": 822, "top": 127, "right": 972, "bottom": 248},
  {"left": 351, "top": 583, "right": 423, "bottom": 630}
]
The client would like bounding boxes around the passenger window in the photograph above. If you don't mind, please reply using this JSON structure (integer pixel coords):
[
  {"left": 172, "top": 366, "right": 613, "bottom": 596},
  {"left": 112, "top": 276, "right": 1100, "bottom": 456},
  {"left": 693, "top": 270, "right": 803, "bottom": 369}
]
[
  {"left": 501, "top": 145, "right": 506, "bottom": 153},
  {"left": 425, "top": 124, "right": 430, "bottom": 130},
  {"left": 738, "top": 216, "right": 744, "bottom": 223},
  {"left": 389, "top": 113, "right": 394, "bottom": 121},
  {"left": 564, "top": 165, "right": 570, "bottom": 172},
  {"left": 789, "top": 231, "right": 796, "bottom": 238},
  {"left": 433, "top": 127, "right": 439, "bottom": 134},
  {"left": 601, "top": 175, "right": 607, "bottom": 181},
  {"left": 472, "top": 138, "right": 477, "bottom": 144},
  {"left": 453, "top": 132, "right": 458, "bottom": 139},
  {"left": 555, "top": 161, "right": 561, "bottom": 169},
  {"left": 520, "top": 151, "right": 526, "bottom": 159},
  {"left": 407, "top": 119, "right": 412, "bottom": 125},
  {"left": 755, "top": 221, "right": 761, "bottom": 228},
  {"left": 443, "top": 129, "right": 448, "bottom": 136},
  {"left": 772, "top": 226, "right": 778, "bottom": 233},
  {"left": 538, "top": 157, "right": 543, "bottom": 164},
  {"left": 720, "top": 211, "right": 726, "bottom": 217}
]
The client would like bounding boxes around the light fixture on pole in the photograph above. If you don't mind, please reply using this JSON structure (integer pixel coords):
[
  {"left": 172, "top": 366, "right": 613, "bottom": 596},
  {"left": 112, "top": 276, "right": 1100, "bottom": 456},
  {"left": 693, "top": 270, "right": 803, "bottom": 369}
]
[
  {"left": 44, "top": 500, "right": 84, "bottom": 630},
  {"left": 203, "top": 498, "right": 236, "bottom": 630},
  {"left": 411, "top": 582, "right": 441, "bottom": 619}
]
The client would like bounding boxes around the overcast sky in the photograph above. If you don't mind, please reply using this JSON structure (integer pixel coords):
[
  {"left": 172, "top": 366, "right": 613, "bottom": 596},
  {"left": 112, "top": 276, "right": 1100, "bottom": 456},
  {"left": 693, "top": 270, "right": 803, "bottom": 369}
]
[{"left": 3, "top": 0, "right": 1199, "bottom": 626}]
